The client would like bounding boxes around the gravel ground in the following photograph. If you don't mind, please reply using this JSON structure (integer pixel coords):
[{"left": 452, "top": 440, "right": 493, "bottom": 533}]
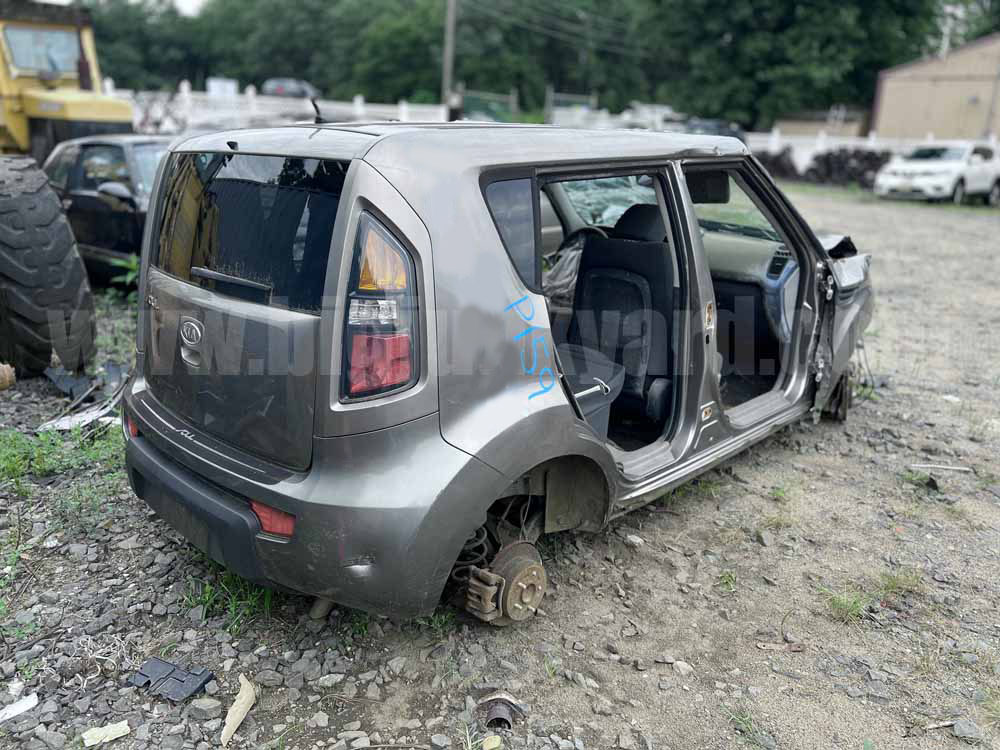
[{"left": 1, "top": 187, "right": 998, "bottom": 750}]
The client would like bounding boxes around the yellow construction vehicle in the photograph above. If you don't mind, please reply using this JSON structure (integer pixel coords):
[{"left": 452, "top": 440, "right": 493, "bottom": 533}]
[{"left": 0, "top": 1, "right": 134, "bottom": 375}]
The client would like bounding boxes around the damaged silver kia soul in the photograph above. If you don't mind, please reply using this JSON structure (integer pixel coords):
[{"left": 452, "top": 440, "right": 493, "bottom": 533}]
[{"left": 123, "top": 123, "right": 873, "bottom": 623}]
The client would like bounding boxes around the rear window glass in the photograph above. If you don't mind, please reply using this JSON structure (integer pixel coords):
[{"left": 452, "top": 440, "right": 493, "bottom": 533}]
[
  {"left": 484, "top": 178, "right": 537, "bottom": 286},
  {"left": 153, "top": 153, "right": 348, "bottom": 314}
]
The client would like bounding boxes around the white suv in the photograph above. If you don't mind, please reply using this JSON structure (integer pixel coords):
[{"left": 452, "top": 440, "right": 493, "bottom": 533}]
[{"left": 874, "top": 143, "right": 1000, "bottom": 206}]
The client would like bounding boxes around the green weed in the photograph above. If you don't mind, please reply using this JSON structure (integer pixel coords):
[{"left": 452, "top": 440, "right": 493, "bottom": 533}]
[
  {"left": 543, "top": 654, "right": 559, "bottom": 679},
  {"left": 901, "top": 470, "right": 932, "bottom": 489},
  {"left": 415, "top": 609, "right": 457, "bottom": 640},
  {"left": 727, "top": 705, "right": 773, "bottom": 747},
  {"left": 823, "top": 587, "right": 871, "bottom": 624},
  {"left": 762, "top": 512, "right": 793, "bottom": 531},
  {"left": 185, "top": 569, "right": 275, "bottom": 635},
  {"left": 878, "top": 568, "right": 924, "bottom": 598},
  {"left": 982, "top": 689, "right": 1000, "bottom": 728},
  {"left": 716, "top": 570, "right": 739, "bottom": 595},
  {"left": 343, "top": 609, "right": 370, "bottom": 639}
]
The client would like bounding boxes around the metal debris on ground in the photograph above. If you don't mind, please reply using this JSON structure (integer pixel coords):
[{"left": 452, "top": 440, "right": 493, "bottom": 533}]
[
  {"left": 756, "top": 641, "right": 805, "bottom": 652},
  {"left": 0, "top": 363, "right": 14, "bottom": 390},
  {"left": 908, "top": 464, "right": 972, "bottom": 473},
  {"left": 0, "top": 692, "right": 37, "bottom": 723},
  {"left": 81, "top": 719, "right": 131, "bottom": 746},
  {"left": 477, "top": 691, "right": 526, "bottom": 730},
  {"left": 129, "top": 657, "right": 213, "bottom": 701},
  {"left": 220, "top": 673, "right": 258, "bottom": 747},
  {"left": 37, "top": 375, "right": 128, "bottom": 432},
  {"left": 44, "top": 365, "right": 95, "bottom": 401}
]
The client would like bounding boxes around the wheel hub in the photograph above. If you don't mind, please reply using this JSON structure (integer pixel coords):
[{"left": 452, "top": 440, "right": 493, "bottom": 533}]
[{"left": 491, "top": 542, "right": 546, "bottom": 622}]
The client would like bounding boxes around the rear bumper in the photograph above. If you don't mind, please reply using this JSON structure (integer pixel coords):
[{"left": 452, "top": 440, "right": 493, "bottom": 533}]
[
  {"left": 127, "top": 436, "right": 270, "bottom": 586},
  {"left": 124, "top": 380, "right": 504, "bottom": 618}
]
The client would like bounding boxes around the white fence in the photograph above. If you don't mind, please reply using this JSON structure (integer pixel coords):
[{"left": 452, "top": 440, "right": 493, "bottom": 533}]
[{"left": 109, "top": 80, "right": 448, "bottom": 134}]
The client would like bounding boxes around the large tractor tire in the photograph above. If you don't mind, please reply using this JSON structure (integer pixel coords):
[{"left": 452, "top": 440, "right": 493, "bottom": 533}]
[{"left": 0, "top": 155, "right": 96, "bottom": 376}]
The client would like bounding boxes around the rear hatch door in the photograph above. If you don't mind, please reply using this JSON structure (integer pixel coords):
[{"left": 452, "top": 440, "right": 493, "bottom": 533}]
[{"left": 143, "top": 152, "right": 349, "bottom": 470}]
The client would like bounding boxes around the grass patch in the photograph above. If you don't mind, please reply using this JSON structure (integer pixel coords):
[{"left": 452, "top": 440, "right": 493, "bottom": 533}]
[
  {"left": 727, "top": 705, "right": 774, "bottom": 747},
  {"left": 716, "top": 570, "right": 739, "bottom": 595},
  {"left": 671, "top": 476, "right": 727, "bottom": 502},
  {"left": 901, "top": 469, "right": 933, "bottom": 490},
  {"left": 823, "top": 587, "right": 871, "bottom": 624},
  {"left": 913, "top": 639, "right": 944, "bottom": 677},
  {"left": 414, "top": 609, "right": 457, "bottom": 640},
  {"left": 543, "top": 654, "right": 560, "bottom": 679},
  {"left": 769, "top": 485, "right": 790, "bottom": 503},
  {"left": 341, "top": 609, "right": 371, "bottom": 639},
  {"left": 982, "top": 689, "right": 1000, "bottom": 728},
  {"left": 53, "top": 476, "right": 118, "bottom": 531},
  {"left": 878, "top": 568, "right": 924, "bottom": 598},
  {"left": 0, "top": 427, "right": 124, "bottom": 484},
  {"left": 762, "top": 512, "right": 793, "bottom": 531},
  {"left": 184, "top": 567, "right": 277, "bottom": 636},
  {"left": 92, "top": 288, "right": 138, "bottom": 369}
]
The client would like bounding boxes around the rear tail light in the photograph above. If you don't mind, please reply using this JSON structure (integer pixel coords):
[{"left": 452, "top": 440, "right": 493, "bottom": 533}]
[
  {"left": 343, "top": 214, "right": 417, "bottom": 399},
  {"left": 124, "top": 412, "right": 139, "bottom": 439},
  {"left": 250, "top": 500, "right": 295, "bottom": 537}
]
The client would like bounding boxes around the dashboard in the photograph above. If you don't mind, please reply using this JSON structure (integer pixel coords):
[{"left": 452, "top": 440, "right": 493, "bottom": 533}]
[{"left": 699, "top": 225, "right": 799, "bottom": 343}]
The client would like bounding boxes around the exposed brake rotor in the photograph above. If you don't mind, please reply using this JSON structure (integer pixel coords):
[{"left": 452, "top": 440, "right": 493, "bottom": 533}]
[{"left": 465, "top": 541, "right": 546, "bottom": 626}]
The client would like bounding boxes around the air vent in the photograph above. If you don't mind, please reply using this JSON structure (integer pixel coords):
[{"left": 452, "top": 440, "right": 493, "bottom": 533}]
[{"left": 767, "top": 246, "right": 792, "bottom": 278}]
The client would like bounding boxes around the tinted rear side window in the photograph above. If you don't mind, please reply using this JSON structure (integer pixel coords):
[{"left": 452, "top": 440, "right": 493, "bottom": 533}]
[
  {"left": 484, "top": 178, "right": 537, "bottom": 286},
  {"left": 153, "top": 153, "right": 348, "bottom": 313}
]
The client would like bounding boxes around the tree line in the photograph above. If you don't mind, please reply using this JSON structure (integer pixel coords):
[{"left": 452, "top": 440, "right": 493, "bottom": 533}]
[{"left": 87, "top": 0, "right": 1000, "bottom": 129}]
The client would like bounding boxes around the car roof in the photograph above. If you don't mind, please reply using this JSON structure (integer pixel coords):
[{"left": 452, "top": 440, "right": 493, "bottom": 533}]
[
  {"left": 172, "top": 122, "right": 748, "bottom": 166},
  {"left": 55, "top": 134, "right": 176, "bottom": 147}
]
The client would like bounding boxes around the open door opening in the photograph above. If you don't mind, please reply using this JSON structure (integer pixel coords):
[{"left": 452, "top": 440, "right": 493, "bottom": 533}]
[
  {"left": 683, "top": 166, "right": 802, "bottom": 412},
  {"left": 539, "top": 173, "right": 680, "bottom": 451}
]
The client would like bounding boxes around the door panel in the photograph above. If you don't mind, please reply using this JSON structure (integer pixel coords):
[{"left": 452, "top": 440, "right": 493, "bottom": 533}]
[{"left": 69, "top": 144, "right": 135, "bottom": 254}]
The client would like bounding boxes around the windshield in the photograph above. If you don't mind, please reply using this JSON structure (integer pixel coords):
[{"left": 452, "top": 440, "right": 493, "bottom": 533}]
[
  {"left": 561, "top": 175, "right": 656, "bottom": 225},
  {"left": 131, "top": 143, "right": 169, "bottom": 196},
  {"left": 3, "top": 26, "right": 80, "bottom": 73},
  {"left": 905, "top": 147, "right": 967, "bottom": 161},
  {"left": 692, "top": 174, "right": 781, "bottom": 243}
]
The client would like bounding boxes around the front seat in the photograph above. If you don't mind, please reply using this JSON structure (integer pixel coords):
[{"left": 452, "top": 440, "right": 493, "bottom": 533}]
[
  {"left": 612, "top": 203, "right": 667, "bottom": 242},
  {"left": 568, "top": 230, "right": 674, "bottom": 425}
]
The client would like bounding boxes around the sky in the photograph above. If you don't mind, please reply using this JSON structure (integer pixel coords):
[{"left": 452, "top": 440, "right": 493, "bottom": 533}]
[{"left": 43, "top": 0, "right": 206, "bottom": 16}]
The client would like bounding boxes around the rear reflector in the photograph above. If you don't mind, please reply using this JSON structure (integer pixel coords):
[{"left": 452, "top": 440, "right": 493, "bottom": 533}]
[
  {"left": 125, "top": 413, "right": 139, "bottom": 439},
  {"left": 250, "top": 500, "right": 296, "bottom": 537},
  {"left": 348, "top": 333, "right": 412, "bottom": 395}
]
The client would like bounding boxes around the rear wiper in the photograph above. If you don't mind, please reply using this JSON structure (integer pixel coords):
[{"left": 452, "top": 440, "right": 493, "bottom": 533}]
[{"left": 190, "top": 267, "right": 272, "bottom": 305}]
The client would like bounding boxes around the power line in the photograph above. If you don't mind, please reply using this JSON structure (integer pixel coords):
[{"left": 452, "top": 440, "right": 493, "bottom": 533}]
[
  {"left": 460, "top": 0, "right": 649, "bottom": 58},
  {"left": 488, "top": 0, "right": 644, "bottom": 52},
  {"left": 530, "top": 0, "right": 638, "bottom": 35}
]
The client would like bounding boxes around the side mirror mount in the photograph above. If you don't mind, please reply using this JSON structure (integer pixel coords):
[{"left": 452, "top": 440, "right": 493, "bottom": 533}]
[
  {"left": 970, "top": 153, "right": 984, "bottom": 164},
  {"left": 97, "top": 181, "right": 135, "bottom": 206}
]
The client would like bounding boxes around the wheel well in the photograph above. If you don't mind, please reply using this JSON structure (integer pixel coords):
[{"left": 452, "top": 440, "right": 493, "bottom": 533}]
[{"left": 491, "top": 455, "right": 611, "bottom": 535}]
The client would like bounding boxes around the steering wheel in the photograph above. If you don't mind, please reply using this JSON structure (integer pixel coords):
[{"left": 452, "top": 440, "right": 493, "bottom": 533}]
[{"left": 556, "top": 225, "right": 607, "bottom": 255}]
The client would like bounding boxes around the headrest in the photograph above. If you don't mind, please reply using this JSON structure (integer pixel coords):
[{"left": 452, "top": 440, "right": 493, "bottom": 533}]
[{"left": 613, "top": 204, "right": 666, "bottom": 242}]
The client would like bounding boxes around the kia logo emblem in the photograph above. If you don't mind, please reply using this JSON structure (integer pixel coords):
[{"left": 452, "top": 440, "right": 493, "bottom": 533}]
[{"left": 179, "top": 318, "right": 203, "bottom": 347}]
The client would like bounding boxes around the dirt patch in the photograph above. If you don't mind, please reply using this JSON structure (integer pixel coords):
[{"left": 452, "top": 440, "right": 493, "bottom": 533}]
[{"left": 1, "top": 191, "right": 998, "bottom": 749}]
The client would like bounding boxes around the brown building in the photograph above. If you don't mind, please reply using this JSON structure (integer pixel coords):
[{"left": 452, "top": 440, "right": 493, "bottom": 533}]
[{"left": 873, "top": 32, "right": 1000, "bottom": 139}]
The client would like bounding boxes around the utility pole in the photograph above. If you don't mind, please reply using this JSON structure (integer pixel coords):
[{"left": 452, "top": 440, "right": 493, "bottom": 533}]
[{"left": 441, "top": 0, "right": 457, "bottom": 104}]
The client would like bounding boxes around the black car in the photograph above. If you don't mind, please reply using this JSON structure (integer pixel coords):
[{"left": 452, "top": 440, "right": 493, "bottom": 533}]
[{"left": 42, "top": 135, "right": 173, "bottom": 278}]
